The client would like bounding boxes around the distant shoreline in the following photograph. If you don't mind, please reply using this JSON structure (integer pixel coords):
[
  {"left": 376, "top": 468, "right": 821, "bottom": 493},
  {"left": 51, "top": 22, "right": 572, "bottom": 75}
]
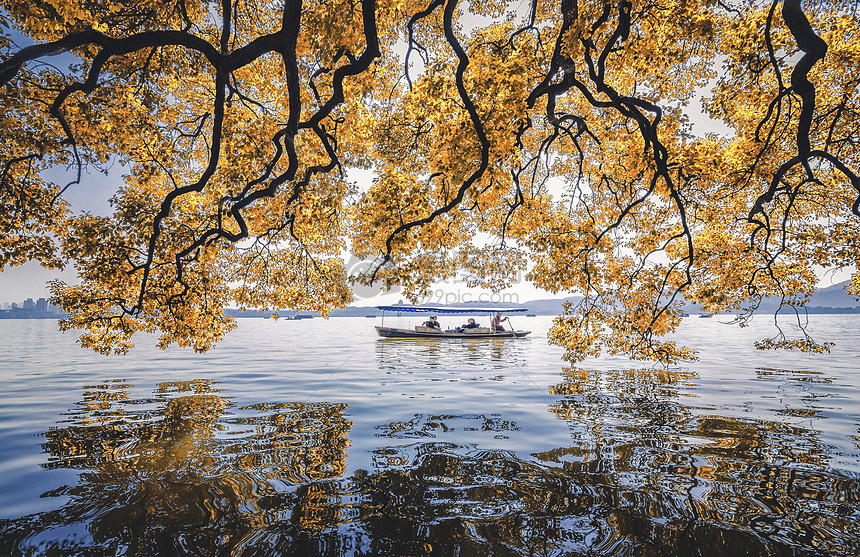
[{"left": 4, "top": 306, "right": 860, "bottom": 320}]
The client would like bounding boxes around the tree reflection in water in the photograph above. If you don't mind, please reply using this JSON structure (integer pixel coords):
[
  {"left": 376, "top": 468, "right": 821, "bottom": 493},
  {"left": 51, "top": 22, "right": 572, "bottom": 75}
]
[
  {"left": 1, "top": 379, "right": 355, "bottom": 555},
  {"left": 544, "top": 367, "right": 860, "bottom": 555},
  {"left": 1, "top": 370, "right": 859, "bottom": 556}
]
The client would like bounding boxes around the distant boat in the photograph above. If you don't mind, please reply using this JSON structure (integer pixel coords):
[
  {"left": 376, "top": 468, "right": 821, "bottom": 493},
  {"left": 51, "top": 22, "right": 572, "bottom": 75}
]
[
  {"left": 699, "top": 314, "right": 712, "bottom": 318},
  {"left": 680, "top": 311, "right": 690, "bottom": 317},
  {"left": 373, "top": 305, "right": 530, "bottom": 338},
  {"left": 365, "top": 314, "right": 376, "bottom": 318},
  {"left": 526, "top": 313, "right": 536, "bottom": 317}
]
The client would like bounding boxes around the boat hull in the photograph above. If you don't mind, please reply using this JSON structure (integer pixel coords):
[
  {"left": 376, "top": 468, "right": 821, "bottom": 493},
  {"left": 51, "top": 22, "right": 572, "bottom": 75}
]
[{"left": 375, "top": 326, "right": 530, "bottom": 339}]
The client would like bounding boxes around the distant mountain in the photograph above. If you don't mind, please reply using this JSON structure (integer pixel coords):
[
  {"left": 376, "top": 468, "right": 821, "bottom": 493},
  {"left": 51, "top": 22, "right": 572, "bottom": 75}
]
[
  {"left": 350, "top": 283, "right": 860, "bottom": 317},
  {"left": 515, "top": 297, "right": 584, "bottom": 315},
  {"left": 523, "top": 282, "right": 857, "bottom": 315},
  {"left": 524, "top": 282, "right": 858, "bottom": 315},
  {"left": 682, "top": 279, "right": 860, "bottom": 314},
  {"left": 810, "top": 280, "right": 860, "bottom": 308},
  {"left": 223, "top": 281, "right": 859, "bottom": 319}
]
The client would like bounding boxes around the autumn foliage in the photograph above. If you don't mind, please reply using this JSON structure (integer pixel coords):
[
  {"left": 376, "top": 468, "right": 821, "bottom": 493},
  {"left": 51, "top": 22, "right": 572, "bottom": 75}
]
[{"left": 1, "top": 0, "right": 858, "bottom": 361}]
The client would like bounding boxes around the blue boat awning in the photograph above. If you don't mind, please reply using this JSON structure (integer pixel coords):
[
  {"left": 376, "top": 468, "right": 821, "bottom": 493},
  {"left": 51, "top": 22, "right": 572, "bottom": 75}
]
[{"left": 375, "top": 305, "right": 527, "bottom": 314}]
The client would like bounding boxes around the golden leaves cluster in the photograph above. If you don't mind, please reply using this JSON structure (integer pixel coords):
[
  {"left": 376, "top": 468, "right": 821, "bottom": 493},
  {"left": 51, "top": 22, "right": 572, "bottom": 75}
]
[{"left": 0, "top": 0, "right": 858, "bottom": 361}]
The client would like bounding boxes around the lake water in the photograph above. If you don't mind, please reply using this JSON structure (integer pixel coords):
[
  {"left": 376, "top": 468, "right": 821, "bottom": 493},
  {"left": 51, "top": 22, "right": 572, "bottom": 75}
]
[{"left": 0, "top": 314, "right": 858, "bottom": 556}]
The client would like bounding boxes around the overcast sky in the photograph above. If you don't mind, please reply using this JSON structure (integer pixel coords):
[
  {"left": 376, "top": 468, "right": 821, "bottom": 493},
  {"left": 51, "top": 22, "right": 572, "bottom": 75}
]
[
  {"left": 1, "top": 32, "right": 823, "bottom": 307},
  {"left": 0, "top": 111, "right": 733, "bottom": 306}
]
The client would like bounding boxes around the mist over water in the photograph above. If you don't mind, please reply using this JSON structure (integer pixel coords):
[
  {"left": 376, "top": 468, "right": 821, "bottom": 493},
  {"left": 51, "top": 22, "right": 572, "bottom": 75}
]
[{"left": 1, "top": 315, "right": 858, "bottom": 556}]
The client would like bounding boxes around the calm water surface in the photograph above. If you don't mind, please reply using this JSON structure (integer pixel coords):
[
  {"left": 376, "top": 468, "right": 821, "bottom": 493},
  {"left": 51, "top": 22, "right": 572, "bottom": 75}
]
[{"left": 0, "top": 314, "right": 858, "bottom": 556}]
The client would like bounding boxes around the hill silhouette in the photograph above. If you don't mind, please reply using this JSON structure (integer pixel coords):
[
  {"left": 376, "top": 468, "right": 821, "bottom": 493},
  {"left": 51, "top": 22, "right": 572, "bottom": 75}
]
[{"left": 213, "top": 281, "right": 860, "bottom": 319}]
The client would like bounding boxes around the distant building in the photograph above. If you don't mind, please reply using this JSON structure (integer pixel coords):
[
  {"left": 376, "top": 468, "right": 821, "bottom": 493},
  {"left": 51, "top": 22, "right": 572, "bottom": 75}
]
[{"left": 0, "top": 298, "right": 66, "bottom": 318}]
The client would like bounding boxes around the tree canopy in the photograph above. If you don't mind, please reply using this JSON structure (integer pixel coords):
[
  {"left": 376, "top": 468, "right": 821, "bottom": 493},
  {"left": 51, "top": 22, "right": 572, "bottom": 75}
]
[{"left": 1, "top": 0, "right": 858, "bottom": 361}]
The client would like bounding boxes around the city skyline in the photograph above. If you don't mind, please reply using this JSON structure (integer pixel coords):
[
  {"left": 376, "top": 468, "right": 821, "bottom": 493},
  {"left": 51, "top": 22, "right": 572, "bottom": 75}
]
[{"left": 0, "top": 295, "right": 64, "bottom": 318}]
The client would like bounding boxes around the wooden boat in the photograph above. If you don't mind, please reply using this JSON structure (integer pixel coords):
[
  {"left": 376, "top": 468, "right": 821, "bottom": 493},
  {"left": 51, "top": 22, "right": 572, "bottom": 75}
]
[{"left": 373, "top": 305, "right": 530, "bottom": 338}]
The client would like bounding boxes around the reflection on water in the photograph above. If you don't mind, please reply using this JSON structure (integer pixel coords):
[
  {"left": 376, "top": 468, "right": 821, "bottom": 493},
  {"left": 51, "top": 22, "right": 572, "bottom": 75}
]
[
  {"left": 1, "top": 380, "right": 354, "bottom": 555},
  {"left": 376, "top": 337, "right": 531, "bottom": 370},
  {"left": 42, "top": 379, "right": 352, "bottom": 484},
  {"left": 2, "top": 365, "right": 859, "bottom": 556},
  {"left": 546, "top": 367, "right": 859, "bottom": 555}
]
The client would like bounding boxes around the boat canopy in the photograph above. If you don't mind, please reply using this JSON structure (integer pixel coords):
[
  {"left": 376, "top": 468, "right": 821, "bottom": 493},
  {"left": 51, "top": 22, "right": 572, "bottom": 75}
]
[{"left": 375, "top": 305, "right": 527, "bottom": 314}]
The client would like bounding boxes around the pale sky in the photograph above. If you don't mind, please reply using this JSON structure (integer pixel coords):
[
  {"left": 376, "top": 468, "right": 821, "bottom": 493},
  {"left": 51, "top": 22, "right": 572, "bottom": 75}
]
[
  {"left": 0, "top": 260, "right": 566, "bottom": 307},
  {"left": 0, "top": 162, "right": 565, "bottom": 306},
  {"left": 0, "top": 164, "right": 116, "bottom": 305},
  {"left": 5, "top": 41, "right": 848, "bottom": 307},
  {"left": 0, "top": 115, "right": 729, "bottom": 306}
]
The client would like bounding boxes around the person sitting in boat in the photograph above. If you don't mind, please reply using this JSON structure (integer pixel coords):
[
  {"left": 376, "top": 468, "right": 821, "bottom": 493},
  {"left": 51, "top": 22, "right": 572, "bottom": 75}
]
[
  {"left": 424, "top": 316, "right": 441, "bottom": 330},
  {"left": 491, "top": 312, "right": 507, "bottom": 332},
  {"left": 455, "top": 318, "right": 479, "bottom": 333}
]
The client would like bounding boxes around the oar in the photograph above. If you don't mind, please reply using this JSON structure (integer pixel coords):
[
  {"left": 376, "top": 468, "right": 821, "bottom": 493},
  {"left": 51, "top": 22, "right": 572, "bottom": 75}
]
[{"left": 508, "top": 316, "right": 517, "bottom": 338}]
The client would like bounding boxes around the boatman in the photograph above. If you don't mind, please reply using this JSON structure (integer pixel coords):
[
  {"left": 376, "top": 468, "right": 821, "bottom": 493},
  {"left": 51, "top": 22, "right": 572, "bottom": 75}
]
[
  {"left": 491, "top": 312, "right": 507, "bottom": 332},
  {"left": 424, "top": 315, "right": 441, "bottom": 330}
]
